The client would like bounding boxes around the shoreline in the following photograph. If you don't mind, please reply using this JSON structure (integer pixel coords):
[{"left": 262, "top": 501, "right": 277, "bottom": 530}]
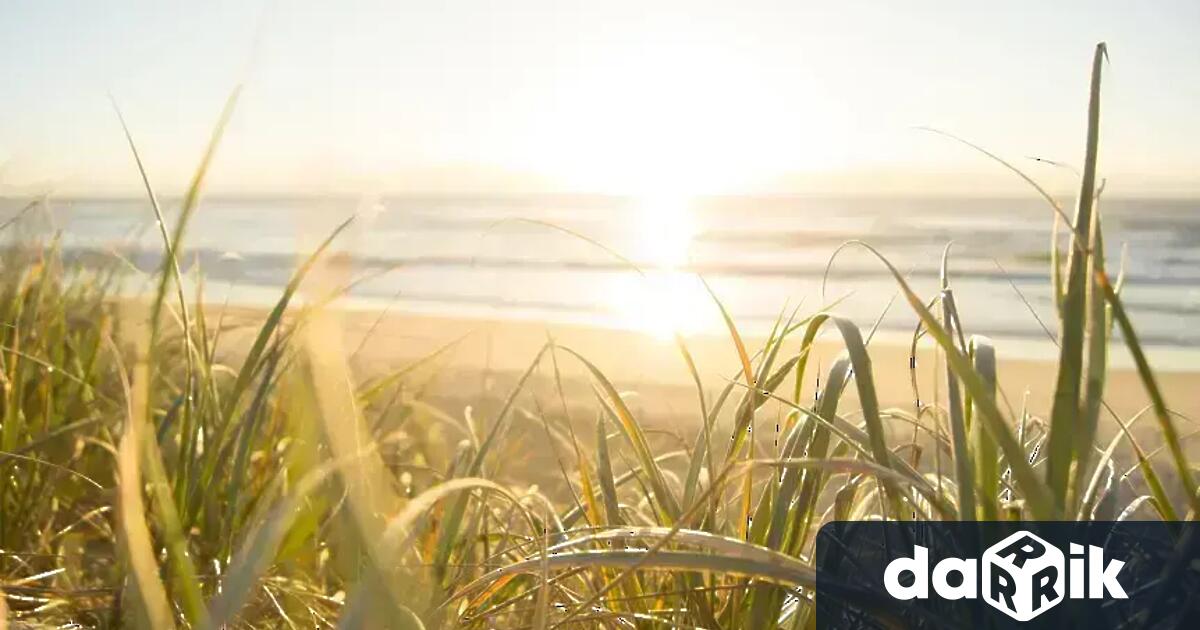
[{"left": 200, "top": 285, "right": 1200, "bottom": 370}]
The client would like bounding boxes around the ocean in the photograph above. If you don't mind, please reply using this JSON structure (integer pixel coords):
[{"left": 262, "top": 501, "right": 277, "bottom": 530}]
[{"left": 4, "top": 194, "right": 1198, "bottom": 361}]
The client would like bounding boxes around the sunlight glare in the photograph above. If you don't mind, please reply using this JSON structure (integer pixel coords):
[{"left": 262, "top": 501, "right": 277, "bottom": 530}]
[{"left": 607, "top": 193, "right": 714, "bottom": 340}]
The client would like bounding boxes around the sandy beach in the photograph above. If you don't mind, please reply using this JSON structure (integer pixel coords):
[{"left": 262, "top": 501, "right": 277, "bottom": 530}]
[{"left": 236, "top": 306, "right": 1199, "bottom": 456}]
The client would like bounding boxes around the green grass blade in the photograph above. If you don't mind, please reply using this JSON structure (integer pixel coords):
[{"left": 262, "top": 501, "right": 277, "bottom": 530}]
[
  {"left": 1045, "top": 43, "right": 1107, "bottom": 515},
  {"left": 787, "top": 356, "right": 852, "bottom": 553},
  {"left": 596, "top": 415, "right": 624, "bottom": 525},
  {"left": 829, "top": 240, "right": 1055, "bottom": 518},
  {"left": 222, "top": 216, "right": 355, "bottom": 423},
  {"left": 1097, "top": 270, "right": 1200, "bottom": 516},
  {"left": 939, "top": 249, "right": 975, "bottom": 520},
  {"left": 968, "top": 336, "right": 1000, "bottom": 520},
  {"left": 1073, "top": 211, "right": 1108, "bottom": 509}
]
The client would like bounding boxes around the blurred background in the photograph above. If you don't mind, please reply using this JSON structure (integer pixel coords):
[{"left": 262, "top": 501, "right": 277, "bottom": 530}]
[{"left": 2, "top": 0, "right": 1198, "bottom": 356}]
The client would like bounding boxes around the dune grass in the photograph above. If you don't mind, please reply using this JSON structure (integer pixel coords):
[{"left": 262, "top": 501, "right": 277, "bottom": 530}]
[{"left": 0, "top": 42, "right": 1194, "bottom": 628}]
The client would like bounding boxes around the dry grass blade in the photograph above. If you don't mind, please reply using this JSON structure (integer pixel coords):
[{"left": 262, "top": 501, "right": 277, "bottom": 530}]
[
  {"left": 916, "top": 127, "right": 1080, "bottom": 244},
  {"left": 700, "top": 278, "right": 755, "bottom": 391},
  {"left": 115, "top": 332, "right": 175, "bottom": 630},
  {"left": 452, "top": 549, "right": 815, "bottom": 602},
  {"left": 380, "top": 477, "right": 529, "bottom": 558},
  {"left": 558, "top": 346, "right": 681, "bottom": 523}
]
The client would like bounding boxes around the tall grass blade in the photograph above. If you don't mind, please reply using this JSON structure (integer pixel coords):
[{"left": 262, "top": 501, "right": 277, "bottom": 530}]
[
  {"left": 1097, "top": 271, "right": 1200, "bottom": 516},
  {"left": 1045, "top": 42, "right": 1107, "bottom": 514},
  {"left": 939, "top": 249, "right": 975, "bottom": 520}
]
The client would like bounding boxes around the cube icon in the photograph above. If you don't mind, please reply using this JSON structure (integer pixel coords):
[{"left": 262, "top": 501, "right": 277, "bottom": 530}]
[{"left": 981, "top": 530, "right": 1065, "bottom": 621}]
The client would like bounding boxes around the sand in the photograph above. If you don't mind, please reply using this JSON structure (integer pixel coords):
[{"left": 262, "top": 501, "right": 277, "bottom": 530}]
[
  {"left": 280, "top": 307, "right": 1199, "bottom": 440},
  {"left": 202, "top": 303, "right": 1198, "bottom": 509}
]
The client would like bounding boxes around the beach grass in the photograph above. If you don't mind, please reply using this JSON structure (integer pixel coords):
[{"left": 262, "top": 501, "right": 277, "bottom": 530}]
[{"left": 0, "top": 42, "right": 1194, "bottom": 628}]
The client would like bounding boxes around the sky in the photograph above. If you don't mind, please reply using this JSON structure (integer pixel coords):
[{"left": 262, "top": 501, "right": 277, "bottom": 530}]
[{"left": 1, "top": 0, "right": 1198, "bottom": 197}]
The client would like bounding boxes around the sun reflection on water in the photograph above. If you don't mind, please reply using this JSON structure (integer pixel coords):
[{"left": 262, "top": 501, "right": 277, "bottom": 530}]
[{"left": 607, "top": 193, "right": 714, "bottom": 340}]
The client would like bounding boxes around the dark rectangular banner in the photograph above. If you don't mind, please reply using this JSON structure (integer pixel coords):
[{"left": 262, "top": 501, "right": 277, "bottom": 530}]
[{"left": 815, "top": 521, "right": 1200, "bottom": 629}]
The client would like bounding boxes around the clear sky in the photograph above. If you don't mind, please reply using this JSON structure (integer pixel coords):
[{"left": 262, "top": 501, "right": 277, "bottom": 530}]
[{"left": 1, "top": 1, "right": 1198, "bottom": 197}]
